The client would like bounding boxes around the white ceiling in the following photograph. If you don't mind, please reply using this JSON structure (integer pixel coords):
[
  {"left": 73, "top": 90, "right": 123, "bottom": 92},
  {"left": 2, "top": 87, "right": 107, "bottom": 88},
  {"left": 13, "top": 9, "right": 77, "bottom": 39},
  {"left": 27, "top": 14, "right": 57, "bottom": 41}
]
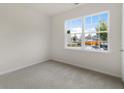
[
  {"left": 27, "top": 3, "right": 84, "bottom": 16},
  {"left": 0, "top": 3, "right": 84, "bottom": 16}
]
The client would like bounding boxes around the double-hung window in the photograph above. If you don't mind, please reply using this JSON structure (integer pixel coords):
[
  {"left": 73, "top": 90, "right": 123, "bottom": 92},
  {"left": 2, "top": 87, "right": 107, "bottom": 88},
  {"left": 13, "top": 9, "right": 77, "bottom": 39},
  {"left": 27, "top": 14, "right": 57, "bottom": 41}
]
[{"left": 65, "top": 11, "right": 109, "bottom": 52}]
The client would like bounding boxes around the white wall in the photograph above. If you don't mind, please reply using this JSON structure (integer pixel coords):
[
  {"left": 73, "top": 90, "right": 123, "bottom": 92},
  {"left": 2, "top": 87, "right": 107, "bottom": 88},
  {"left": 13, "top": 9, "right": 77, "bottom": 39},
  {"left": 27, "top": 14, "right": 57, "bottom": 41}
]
[
  {"left": 0, "top": 4, "right": 50, "bottom": 74},
  {"left": 122, "top": 4, "right": 124, "bottom": 81},
  {"left": 51, "top": 4, "right": 122, "bottom": 77}
]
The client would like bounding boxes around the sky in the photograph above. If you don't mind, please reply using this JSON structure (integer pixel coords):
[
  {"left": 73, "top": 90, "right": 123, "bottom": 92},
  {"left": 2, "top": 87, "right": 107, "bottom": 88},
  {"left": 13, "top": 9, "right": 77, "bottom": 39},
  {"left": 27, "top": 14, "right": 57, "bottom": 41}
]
[{"left": 65, "top": 12, "right": 108, "bottom": 33}]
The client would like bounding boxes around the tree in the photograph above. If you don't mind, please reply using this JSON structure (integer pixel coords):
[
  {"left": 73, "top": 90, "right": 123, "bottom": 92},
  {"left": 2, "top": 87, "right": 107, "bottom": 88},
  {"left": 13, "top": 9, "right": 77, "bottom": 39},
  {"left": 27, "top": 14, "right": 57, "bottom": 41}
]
[
  {"left": 99, "top": 20, "right": 108, "bottom": 31},
  {"left": 100, "top": 33, "right": 107, "bottom": 41},
  {"left": 95, "top": 20, "right": 108, "bottom": 41}
]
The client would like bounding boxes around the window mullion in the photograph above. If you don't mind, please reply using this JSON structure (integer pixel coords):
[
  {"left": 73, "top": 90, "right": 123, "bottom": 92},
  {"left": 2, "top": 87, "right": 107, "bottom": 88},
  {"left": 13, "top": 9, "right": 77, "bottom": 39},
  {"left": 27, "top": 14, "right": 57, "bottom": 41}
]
[{"left": 82, "top": 17, "right": 85, "bottom": 50}]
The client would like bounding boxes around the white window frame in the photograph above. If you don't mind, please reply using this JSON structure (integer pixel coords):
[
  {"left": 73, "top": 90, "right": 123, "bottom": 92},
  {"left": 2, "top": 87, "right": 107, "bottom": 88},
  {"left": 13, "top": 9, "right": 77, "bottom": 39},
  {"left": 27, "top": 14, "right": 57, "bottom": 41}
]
[{"left": 64, "top": 11, "right": 110, "bottom": 53}]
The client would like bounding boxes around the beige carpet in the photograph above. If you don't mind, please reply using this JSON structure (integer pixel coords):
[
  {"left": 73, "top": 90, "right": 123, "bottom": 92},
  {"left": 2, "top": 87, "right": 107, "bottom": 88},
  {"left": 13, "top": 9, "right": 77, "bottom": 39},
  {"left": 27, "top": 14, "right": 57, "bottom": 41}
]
[{"left": 0, "top": 60, "right": 123, "bottom": 89}]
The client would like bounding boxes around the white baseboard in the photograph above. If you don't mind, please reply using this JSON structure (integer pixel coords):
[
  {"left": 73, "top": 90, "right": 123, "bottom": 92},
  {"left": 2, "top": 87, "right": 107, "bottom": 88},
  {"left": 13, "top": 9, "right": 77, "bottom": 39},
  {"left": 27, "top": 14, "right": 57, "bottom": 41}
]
[
  {"left": 52, "top": 57, "right": 121, "bottom": 78},
  {"left": 0, "top": 57, "right": 121, "bottom": 79},
  {"left": 0, "top": 58, "right": 50, "bottom": 76}
]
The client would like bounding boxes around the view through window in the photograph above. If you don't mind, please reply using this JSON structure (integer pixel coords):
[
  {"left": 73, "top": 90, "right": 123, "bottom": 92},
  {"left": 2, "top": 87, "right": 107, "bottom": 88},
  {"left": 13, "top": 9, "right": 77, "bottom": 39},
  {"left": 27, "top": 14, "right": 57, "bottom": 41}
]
[
  {"left": 65, "top": 18, "right": 82, "bottom": 48},
  {"left": 65, "top": 11, "right": 109, "bottom": 52}
]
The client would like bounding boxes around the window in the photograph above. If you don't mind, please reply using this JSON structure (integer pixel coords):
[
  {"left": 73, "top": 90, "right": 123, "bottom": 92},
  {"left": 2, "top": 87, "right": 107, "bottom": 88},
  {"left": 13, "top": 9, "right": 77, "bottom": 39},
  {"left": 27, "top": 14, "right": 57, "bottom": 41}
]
[
  {"left": 65, "top": 11, "right": 109, "bottom": 52},
  {"left": 65, "top": 18, "right": 82, "bottom": 48}
]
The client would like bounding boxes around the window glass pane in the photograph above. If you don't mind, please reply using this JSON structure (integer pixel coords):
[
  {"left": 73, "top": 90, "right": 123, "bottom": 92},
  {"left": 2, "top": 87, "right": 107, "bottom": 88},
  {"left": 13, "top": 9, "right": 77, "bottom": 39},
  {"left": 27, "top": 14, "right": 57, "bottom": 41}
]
[
  {"left": 99, "top": 21, "right": 108, "bottom": 31},
  {"left": 99, "top": 12, "right": 108, "bottom": 31},
  {"left": 67, "top": 33, "right": 82, "bottom": 47},
  {"left": 92, "top": 15, "right": 99, "bottom": 24},
  {"left": 84, "top": 25, "right": 92, "bottom": 32},
  {"left": 100, "top": 42, "right": 108, "bottom": 51},
  {"left": 85, "top": 16, "right": 91, "bottom": 25},
  {"left": 91, "top": 33, "right": 100, "bottom": 50},
  {"left": 91, "top": 23, "right": 99, "bottom": 32},
  {"left": 85, "top": 33, "right": 92, "bottom": 41},
  {"left": 100, "top": 12, "right": 108, "bottom": 22},
  {"left": 85, "top": 24, "right": 99, "bottom": 33},
  {"left": 99, "top": 32, "right": 108, "bottom": 51},
  {"left": 84, "top": 33, "right": 93, "bottom": 49},
  {"left": 99, "top": 32, "right": 108, "bottom": 42},
  {"left": 65, "top": 18, "right": 82, "bottom": 48},
  {"left": 65, "top": 18, "right": 82, "bottom": 34},
  {"left": 91, "top": 33, "right": 99, "bottom": 41}
]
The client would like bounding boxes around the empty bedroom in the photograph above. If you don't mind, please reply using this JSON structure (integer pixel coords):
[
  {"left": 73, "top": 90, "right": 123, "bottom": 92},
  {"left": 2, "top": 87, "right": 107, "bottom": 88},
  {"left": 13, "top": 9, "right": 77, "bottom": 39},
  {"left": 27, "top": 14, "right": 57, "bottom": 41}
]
[{"left": 0, "top": 1, "right": 124, "bottom": 89}]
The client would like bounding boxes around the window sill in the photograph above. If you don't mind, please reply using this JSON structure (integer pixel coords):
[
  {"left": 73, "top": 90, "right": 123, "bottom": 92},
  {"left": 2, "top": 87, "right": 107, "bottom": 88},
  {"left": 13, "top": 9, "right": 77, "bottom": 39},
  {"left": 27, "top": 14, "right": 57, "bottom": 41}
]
[
  {"left": 64, "top": 47, "right": 110, "bottom": 53},
  {"left": 83, "top": 49, "right": 110, "bottom": 53},
  {"left": 64, "top": 47, "right": 82, "bottom": 51}
]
